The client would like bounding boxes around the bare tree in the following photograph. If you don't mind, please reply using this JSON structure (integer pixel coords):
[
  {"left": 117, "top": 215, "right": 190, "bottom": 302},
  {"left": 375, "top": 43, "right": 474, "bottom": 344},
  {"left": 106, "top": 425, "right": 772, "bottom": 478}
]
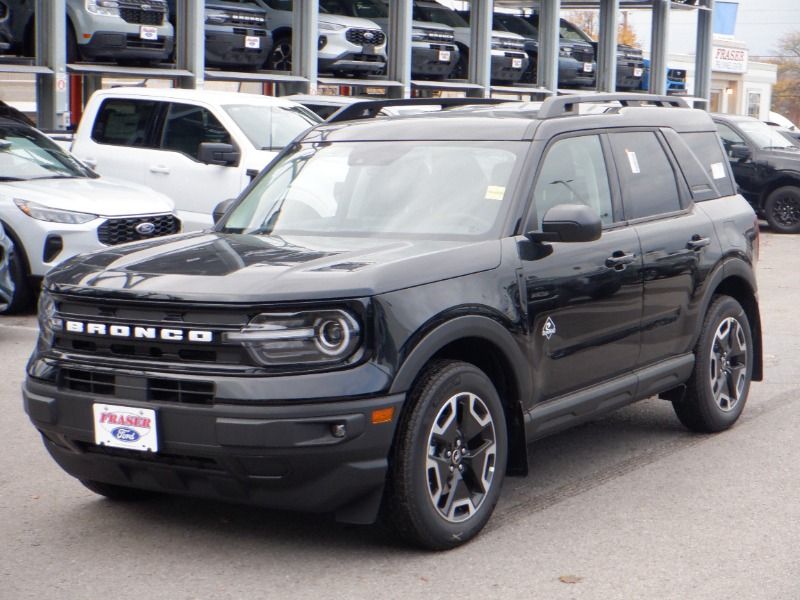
[{"left": 770, "top": 32, "right": 800, "bottom": 125}]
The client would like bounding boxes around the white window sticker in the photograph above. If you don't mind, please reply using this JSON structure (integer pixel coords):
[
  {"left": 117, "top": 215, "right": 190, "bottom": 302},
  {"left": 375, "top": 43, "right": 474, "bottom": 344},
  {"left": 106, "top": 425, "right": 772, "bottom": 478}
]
[
  {"left": 626, "top": 150, "right": 641, "bottom": 174},
  {"left": 711, "top": 162, "right": 726, "bottom": 179},
  {"left": 485, "top": 185, "right": 506, "bottom": 201}
]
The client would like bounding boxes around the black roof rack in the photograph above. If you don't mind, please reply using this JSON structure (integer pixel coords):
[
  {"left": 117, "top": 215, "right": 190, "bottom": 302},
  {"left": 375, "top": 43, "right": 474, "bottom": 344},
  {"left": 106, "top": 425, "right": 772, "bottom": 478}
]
[
  {"left": 326, "top": 97, "right": 512, "bottom": 124},
  {"left": 537, "top": 93, "right": 690, "bottom": 119}
]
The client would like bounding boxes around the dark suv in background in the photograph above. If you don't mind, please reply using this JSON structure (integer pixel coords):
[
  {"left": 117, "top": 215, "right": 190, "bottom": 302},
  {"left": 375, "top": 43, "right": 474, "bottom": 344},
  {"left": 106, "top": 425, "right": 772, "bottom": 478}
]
[
  {"left": 524, "top": 13, "right": 596, "bottom": 88},
  {"left": 24, "top": 94, "right": 762, "bottom": 550},
  {"left": 715, "top": 113, "right": 800, "bottom": 233}
]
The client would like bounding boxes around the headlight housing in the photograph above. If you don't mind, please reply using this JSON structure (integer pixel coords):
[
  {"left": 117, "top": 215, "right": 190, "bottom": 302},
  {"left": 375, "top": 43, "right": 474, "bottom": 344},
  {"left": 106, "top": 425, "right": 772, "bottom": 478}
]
[
  {"left": 14, "top": 199, "right": 98, "bottom": 224},
  {"left": 37, "top": 289, "right": 62, "bottom": 351},
  {"left": 224, "top": 309, "right": 361, "bottom": 367},
  {"left": 86, "top": 0, "right": 120, "bottom": 17},
  {"left": 559, "top": 46, "right": 573, "bottom": 58},
  {"left": 205, "top": 9, "right": 232, "bottom": 25}
]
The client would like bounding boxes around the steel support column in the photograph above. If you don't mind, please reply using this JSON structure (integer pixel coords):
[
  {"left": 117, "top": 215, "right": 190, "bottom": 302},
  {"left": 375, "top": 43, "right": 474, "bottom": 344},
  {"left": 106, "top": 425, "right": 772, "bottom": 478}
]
[
  {"left": 694, "top": 0, "right": 714, "bottom": 107},
  {"left": 35, "top": 0, "right": 67, "bottom": 129},
  {"left": 293, "top": 0, "right": 319, "bottom": 95},
  {"left": 387, "top": 0, "right": 412, "bottom": 98},
  {"left": 597, "top": 0, "right": 619, "bottom": 92},
  {"left": 537, "top": 0, "right": 561, "bottom": 93},
  {"left": 469, "top": 0, "right": 492, "bottom": 97},
  {"left": 176, "top": 0, "right": 205, "bottom": 89},
  {"left": 649, "top": 0, "right": 670, "bottom": 95}
]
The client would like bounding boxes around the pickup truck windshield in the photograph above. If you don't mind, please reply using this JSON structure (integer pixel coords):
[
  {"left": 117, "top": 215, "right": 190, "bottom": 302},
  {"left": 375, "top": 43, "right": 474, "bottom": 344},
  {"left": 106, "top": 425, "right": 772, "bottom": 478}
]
[
  {"left": 0, "top": 123, "right": 91, "bottom": 181},
  {"left": 223, "top": 104, "right": 321, "bottom": 151},
  {"left": 737, "top": 119, "right": 799, "bottom": 151},
  {"left": 221, "top": 141, "right": 524, "bottom": 239}
]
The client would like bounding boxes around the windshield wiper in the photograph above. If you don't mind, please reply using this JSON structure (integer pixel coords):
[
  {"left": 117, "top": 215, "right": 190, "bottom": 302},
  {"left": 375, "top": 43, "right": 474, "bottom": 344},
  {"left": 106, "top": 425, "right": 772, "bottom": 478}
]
[
  {"left": 27, "top": 174, "right": 82, "bottom": 180},
  {"left": 0, "top": 176, "right": 25, "bottom": 182}
]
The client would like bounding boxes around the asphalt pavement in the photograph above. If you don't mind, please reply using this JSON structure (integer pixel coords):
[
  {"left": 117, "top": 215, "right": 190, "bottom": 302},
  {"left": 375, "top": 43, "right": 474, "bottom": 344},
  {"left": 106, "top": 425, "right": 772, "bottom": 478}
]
[{"left": 0, "top": 229, "right": 798, "bottom": 600}]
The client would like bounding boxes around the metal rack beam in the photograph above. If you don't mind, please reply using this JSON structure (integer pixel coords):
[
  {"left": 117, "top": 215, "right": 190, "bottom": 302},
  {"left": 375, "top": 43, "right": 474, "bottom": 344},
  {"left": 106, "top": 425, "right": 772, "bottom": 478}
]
[
  {"left": 597, "top": 0, "right": 619, "bottom": 92},
  {"left": 538, "top": 0, "right": 562, "bottom": 93}
]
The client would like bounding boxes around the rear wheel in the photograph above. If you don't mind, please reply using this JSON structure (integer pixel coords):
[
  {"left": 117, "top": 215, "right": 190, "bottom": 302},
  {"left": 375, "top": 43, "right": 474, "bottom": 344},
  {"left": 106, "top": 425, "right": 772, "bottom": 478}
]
[
  {"left": 385, "top": 360, "right": 507, "bottom": 550},
  {"left": 672, "top": 295, "right": 753, "bottom": 432},
  {"left": 764, "top": 186, "right": 800, "bottom": 234}
]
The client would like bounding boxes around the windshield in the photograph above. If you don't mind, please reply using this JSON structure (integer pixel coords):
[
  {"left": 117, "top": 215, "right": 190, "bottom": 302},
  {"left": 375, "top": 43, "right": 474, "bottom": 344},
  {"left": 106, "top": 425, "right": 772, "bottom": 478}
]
[
  {"left": 496, "top": 14, "right": 537, "bottom": 37},
  {"left": 320, "top": 0, "right": 388, "bottom": 18},
  {"left": 738, "top": 119, "right": 799, "bottom": 150},
  {"left": 0, "top": 123, "right": 91, "bottom": 181},
  {"left": 221, "top": 141, "right": 524, "bottom": 239},
  {"left": 223, "top": 104, "right": 321, "bottom": 151},
  {"left": 560, "top": 20, "right": 592, "bottom": 43},
  {"left": 414, "top": 6, "right": 468, "bottom": 28}
]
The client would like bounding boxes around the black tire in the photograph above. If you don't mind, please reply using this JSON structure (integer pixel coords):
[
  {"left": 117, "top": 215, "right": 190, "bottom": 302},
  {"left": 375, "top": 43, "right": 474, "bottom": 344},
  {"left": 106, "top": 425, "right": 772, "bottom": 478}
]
[
  {"left": 673, "top": 295, "right": 753, "bottom": 433},
  {"left": 385, "top": 360, "right": 508, "bottom": 550},
  {"left": 764, "top": 186, "right": 800, "bottom": 234},
  {"left": 80, "top": 479, "right": 153, "bottom": 501},
  {"left": 67, "top": 21, "right": 79, "bottom": 63},
  {"left": 450, "top": 48, "right": 468, "bottom": 80},
  {"left": 1, "top": 244, "right": 33, "bottom": 314},
  {"left": 266, "top": 35, "right": 291, "bottom": 71}
]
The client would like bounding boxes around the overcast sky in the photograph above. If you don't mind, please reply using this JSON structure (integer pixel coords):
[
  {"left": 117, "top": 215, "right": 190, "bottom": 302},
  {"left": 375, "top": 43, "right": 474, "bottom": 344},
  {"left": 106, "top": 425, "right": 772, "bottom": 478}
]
[{"left": 627, "top": 0, "right": 800, "bottom": 59}]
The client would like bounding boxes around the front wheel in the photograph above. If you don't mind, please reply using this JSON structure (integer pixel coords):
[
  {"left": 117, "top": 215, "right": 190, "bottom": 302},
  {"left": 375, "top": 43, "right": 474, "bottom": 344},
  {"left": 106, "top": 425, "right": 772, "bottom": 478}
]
[
  {"left": 0, "top": 245, "right": 32, "bottom": 314},
  {"left": 385, "top": 360, "right": 507, "bottom": 550},
  {"left": 764, "top": 186, "right": 800, "bottom": 234},
  {"left": 266, "top": 35, "right": 292, "bottom": 71},
  {"left": 672, "top": 295, "right": 753, "bottom": 432}
]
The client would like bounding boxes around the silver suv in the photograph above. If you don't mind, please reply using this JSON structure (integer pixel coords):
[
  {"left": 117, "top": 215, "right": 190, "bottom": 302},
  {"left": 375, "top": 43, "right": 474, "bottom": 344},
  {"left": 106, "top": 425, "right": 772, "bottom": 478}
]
[{"left": 259, "top": 0, "right": 387, "bottom": 76}]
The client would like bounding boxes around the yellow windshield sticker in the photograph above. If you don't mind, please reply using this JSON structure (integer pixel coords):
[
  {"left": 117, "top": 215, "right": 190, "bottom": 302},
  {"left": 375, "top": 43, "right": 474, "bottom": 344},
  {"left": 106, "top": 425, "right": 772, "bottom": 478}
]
[{"left": 485, "top": 185, "right": 506, "bottom": 201}]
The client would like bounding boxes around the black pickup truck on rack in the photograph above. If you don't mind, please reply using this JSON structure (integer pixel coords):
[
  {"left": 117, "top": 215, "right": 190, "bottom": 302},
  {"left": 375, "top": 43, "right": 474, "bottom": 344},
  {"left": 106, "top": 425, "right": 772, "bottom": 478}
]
[{"left": 24, "top": 94, "right": 762, "bottom": 550}]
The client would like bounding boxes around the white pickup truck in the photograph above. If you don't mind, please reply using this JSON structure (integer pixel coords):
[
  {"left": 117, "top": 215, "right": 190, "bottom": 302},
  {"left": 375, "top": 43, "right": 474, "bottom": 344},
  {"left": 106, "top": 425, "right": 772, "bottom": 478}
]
[{"left": 71, "top": 88, "right": 321, "bottom": 230}]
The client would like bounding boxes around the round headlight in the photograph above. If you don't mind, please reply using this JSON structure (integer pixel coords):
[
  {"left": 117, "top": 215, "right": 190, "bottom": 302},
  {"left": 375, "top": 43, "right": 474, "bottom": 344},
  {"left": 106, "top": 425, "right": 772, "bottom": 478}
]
[{"left": 316, "top": 317, "right": 350, "bottom": 356}]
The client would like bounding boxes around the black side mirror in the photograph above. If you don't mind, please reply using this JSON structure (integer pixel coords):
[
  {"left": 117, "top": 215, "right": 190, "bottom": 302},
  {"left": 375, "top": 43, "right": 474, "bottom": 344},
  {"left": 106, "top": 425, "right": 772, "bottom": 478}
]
[
  {"left": 729, "top": 143, "right": 751, "bottom": 160},
  {"left": 527, "top": 204, "right": 602, "bottom": 244},
  {"left": 213, "top": 198, "right": 237, "bottom": 224},
  {"left": 198, "top": 142, "right": 241, "bottom": 166}
]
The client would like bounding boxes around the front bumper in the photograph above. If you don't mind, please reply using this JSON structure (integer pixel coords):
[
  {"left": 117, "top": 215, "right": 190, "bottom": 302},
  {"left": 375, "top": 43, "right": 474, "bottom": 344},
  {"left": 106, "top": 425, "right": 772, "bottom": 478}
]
[
  {"left": 23, "top": 376, "right": 404, "bottom": 523},
  {"left": 80, "top": 30, "right": 174, "bottom": 62},
  {"left": 491, "top": 50, "right": 528, "bottom": 83},
  {"left": 616, "top": 61, "right": 645, "bottom": 90},
  {"left": 204, "top": 28, "right": 272, "bottom": 68},
  {"left": 319, "top": 52, "right": 386, "bottom": 74},
  {"left": 558, "top": 56, "right": 596, "bottom": 87},
  {"left": 411, "top": 43, "right": 458, "bottom": 78}
]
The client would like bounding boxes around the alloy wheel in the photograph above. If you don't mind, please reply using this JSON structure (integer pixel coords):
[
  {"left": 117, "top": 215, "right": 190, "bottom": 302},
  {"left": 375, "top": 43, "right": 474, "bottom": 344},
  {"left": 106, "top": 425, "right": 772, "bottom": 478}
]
[{"left": 709, "top": 316, "right": 748, "bottom": 412}]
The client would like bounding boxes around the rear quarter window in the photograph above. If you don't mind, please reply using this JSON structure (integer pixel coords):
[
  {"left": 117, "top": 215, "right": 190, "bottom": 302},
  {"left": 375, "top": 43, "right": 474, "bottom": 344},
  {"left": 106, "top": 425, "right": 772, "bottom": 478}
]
[{"left": 681, "top": 131, "right": 736, "bottom": 197}]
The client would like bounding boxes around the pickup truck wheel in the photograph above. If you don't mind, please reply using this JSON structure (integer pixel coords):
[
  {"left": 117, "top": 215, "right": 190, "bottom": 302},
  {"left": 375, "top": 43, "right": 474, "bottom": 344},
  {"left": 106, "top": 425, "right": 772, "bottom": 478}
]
[
  {"left": 266, "top": 36, "right": 292, "bottom": 71},
  {"left": 385, "top": 360, "right": 507, "bottom": 550},
  {"left": 450, "top": 51, "right": 468, "bottom": 80},
  {"left": 673, "top": 296, "right": 753, "bottom": 433},
  {"left": 67, "top": 22, "right": 79, "bottom": 63},
  {"left": 80, "top": 480, "right": 153, "bottom": 501},
  {"left": 764, "top": 186, "right": 800, "bottom": 233}
]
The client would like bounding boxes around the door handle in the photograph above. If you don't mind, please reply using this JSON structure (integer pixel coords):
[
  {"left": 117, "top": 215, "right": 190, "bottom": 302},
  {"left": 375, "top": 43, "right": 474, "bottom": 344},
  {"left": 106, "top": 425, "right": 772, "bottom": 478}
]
[
  {"left": 83, "top": 157, "right": 97, "bottom": 168},
  {"left": 605, "top": 251, "right": 636, "bottom": 270},
  {"left": 150, "top": 165, "right": 171, "bottom": 175},
  {"left": 687, "top": 236, "right": 711, "bottom": 251}
]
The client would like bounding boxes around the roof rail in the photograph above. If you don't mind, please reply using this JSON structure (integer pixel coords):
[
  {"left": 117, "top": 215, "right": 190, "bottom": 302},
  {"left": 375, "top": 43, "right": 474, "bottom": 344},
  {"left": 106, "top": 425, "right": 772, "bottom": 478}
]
[
  {"left": 537, "top": 93, "right": 690, "bottom": 119},
  {"left": 326, "top": 97, "right": 512, "bottom": 124}
]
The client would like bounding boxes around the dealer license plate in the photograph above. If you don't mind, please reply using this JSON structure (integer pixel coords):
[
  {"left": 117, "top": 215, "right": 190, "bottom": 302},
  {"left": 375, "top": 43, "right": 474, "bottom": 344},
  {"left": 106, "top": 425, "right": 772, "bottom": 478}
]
[
  {"left": 245, "top": 35, "right": 261, "bottom": 49},
  {"left": 583, "top": 62, "right": 594, "bottom": 73},
  {"left": 634, "top": 67, "right": 644, "bottom": 77},
  {"left": 512, "top": 57, "right": 523, "bottom": 69},
  {"left": 438, "top": 50, "right": 451, "bottom": 62},
  {"left": 140, "top": 26, "right": 158, "bottom": 41},
  {"left": 93, "top": 404, "right": 158, "bottom": 452}
]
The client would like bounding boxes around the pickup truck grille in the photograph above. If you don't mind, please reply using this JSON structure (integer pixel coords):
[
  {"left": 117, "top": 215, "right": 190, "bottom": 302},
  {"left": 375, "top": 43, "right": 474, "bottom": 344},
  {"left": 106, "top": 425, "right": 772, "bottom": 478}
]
[
  {"left": 572, "top": 49, "right": 594, "bottom": 63},
  {"left": 97, "top": 215, "right": 179, "bottom": 246},
  {"left": 120, "top": 7, "right": 165, "bottom": 26},
  {"left": 346, "top": 28, "right": 386, "bottom": 46}
]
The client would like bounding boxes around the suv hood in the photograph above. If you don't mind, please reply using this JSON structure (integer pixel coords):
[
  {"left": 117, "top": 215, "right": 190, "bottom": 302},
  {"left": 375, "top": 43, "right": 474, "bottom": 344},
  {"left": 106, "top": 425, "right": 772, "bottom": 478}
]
[
  {"left": 0, "top": 177, "right": 175, "bottom": 217},
  {"left": 45, "top": 232, "right": 502, "bottom": 302},
  {"left": 318, "top": 13, "right": 383, "bottom": 30}
]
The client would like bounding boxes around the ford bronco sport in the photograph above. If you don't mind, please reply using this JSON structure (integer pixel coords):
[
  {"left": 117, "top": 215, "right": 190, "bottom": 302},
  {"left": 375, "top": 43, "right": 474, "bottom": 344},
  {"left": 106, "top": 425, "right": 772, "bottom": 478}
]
[{"left": 24, "top": 94, "right": 762, "bottom": 550}]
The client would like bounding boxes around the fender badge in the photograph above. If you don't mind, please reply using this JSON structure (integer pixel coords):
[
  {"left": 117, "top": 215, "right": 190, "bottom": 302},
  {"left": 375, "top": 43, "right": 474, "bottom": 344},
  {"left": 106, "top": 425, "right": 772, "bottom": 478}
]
[{"left": 542, "top": 317, "right": 556, "bottom": 340}]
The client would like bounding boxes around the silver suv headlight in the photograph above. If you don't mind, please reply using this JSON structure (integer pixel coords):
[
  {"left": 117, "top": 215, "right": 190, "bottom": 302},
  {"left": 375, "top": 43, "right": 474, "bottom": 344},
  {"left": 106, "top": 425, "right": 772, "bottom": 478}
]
[
  {"left": 205, "top": 9, "right": 232, "bottom": 25},
  {"left": 224, "top": 309, "right": 361, "bottom": 366},
  {"left": 14, "top": 199, "right": 98, "bottom": 224},
  {"left": 319, "top": 21, "right": 347, "bottom": 32},
  {"left": 86, "top": 0, "right": 120, "bottom": 17}
]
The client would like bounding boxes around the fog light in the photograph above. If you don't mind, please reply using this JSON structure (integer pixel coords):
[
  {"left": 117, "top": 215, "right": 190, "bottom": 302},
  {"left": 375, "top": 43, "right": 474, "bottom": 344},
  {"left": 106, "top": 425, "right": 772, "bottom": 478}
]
[{"left": 331, "top": 423, "right": 346, "bottom": 438}]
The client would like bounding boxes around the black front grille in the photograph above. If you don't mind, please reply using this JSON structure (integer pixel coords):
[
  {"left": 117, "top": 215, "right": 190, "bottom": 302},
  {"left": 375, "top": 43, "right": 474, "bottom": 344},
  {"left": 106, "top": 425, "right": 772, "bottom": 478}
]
[
  {"left": 346, "top": 28, "right": 386, "bottom": 46},
  {"left": 120, "top": 8, "right": 165, "bottom": 26},
  {"left": 572, "top": 50, "right": 594, "bottom": 63},
  {"left": 97, "top": 214, "right": 179, "bottom": 246},
  {"left": 60, "top": 368, "right": 215, "bottom": 405}
]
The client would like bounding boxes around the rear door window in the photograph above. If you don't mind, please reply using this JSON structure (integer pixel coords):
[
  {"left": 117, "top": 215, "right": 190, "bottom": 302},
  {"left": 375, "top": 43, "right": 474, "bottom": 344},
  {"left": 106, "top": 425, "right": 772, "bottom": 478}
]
[
  {"left": 91, "top": 99, "right": 160, "bottom": 148},
  {"left": 681, "top": 131, "right": 736, "bottom": 197},
  {"left": 609, "top": 131, "right": 682, "bottom": 220}
]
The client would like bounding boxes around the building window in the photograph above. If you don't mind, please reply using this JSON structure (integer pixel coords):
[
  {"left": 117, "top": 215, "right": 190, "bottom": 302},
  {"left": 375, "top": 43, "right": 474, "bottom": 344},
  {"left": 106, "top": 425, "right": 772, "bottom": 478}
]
[{"left": 747, "top": 91, "right": 761, "bottom": 119}]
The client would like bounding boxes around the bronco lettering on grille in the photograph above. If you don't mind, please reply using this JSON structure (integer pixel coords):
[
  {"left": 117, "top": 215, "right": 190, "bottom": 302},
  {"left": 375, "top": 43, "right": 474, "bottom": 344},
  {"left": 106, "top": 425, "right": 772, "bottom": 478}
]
[{"left": 64, "top": 320, "right": 214, "bottom": 343}]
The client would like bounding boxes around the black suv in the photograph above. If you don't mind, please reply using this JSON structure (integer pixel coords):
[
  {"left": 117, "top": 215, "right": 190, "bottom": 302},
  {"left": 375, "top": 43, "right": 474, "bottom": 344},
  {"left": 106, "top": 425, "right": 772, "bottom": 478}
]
[
  {"left": 24, "top": 95, "right": 762, "bottom": 550},
  {"left": 714, "top": 113, "right": 800, "bottom": 233}
]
